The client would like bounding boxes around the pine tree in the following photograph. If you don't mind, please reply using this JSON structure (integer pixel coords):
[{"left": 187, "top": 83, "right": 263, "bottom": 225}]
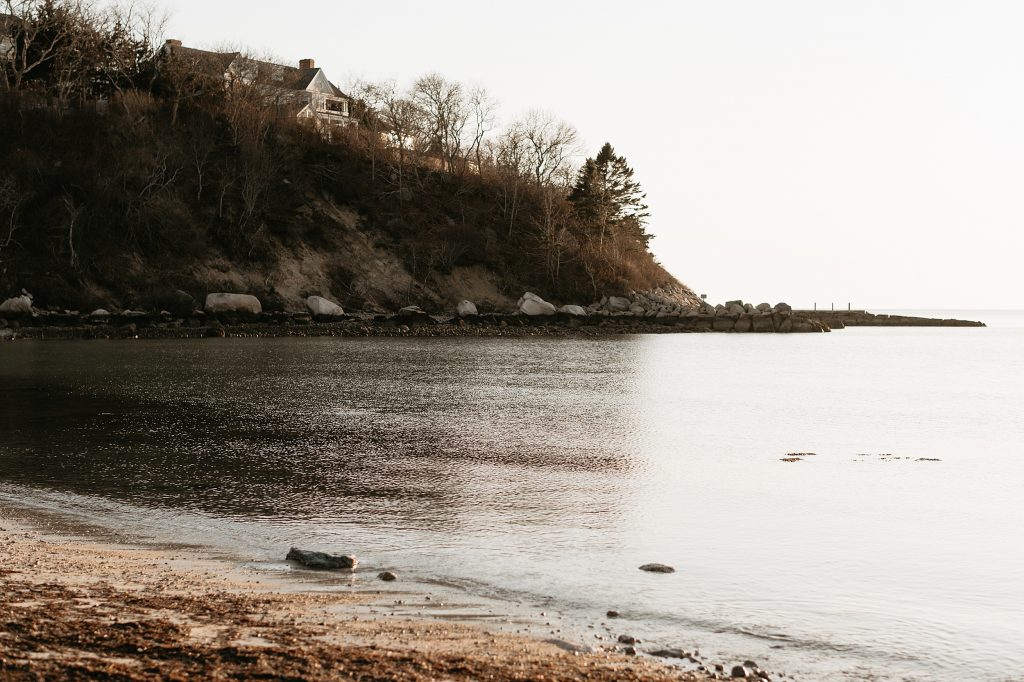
[{"left": 569, "top": 142, "right": 650, "bottom": 249}]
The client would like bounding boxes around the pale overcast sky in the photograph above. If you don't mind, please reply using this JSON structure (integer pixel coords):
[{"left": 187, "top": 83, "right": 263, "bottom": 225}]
[{"left": 164, "top": 1, "right": 1024, "bottom": 309}]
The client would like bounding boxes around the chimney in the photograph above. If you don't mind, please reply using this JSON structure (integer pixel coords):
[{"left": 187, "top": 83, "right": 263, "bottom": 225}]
[
  {"left": 299, "top": 58, "right": 316, "bottom": 70},
  {"left": 165, "top": 39, "right": 182, "bottom": 48}
]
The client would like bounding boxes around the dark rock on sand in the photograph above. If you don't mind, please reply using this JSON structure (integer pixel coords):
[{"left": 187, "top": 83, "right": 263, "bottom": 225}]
[
  {"left": 605, "top": 610, "right": 620, "bottom": 618},
  {"left": 544, "top": 638, "right": 595, "bottom": 654},
  {"left": 731, "top": 665, "right": 752, "bottom": 678},
  {"left": 639, "top": 563, "right": 675, "bottom": 573},
  {"left": 286, "top": 547, "right": 358, "bottom": 570},
  {"left": 377, "top": 571, "right": 397, "bottom": 581},
  {"left": 649, "top": 648, "right": 687, "bottom": 659},
  {"left": 617, "top": 634, "right": 638, "bottom": 645}
]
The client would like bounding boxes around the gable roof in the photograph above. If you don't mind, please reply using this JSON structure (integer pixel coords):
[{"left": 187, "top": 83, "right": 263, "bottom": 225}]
[
  {"left": 162, "top": 42, "right": 348, "bottom": 99},
  {"left": 163, "top": 44, "right": 240, "bottom": 73}
]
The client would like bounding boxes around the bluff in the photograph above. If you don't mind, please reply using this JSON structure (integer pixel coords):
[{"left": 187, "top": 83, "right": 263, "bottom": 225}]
[{"left": 0, "top": 96, "right": 695, "bottom": 315}]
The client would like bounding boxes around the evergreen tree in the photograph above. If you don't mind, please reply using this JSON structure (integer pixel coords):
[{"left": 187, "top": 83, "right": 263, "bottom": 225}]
[{"left": 569, "top": 142, "right": 650, "bottom": 249}]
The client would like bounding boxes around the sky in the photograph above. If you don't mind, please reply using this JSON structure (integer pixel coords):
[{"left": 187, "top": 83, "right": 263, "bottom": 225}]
[{"left": 163, "top": 1, "right": 1024, "bottom": 309}]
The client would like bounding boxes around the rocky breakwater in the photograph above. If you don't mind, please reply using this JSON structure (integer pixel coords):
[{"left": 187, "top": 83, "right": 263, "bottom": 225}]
[
  {"left": 584, "top": 295, "right": 831, "bottom": 333},
  {"left": 795, "top": 310, "right": 985, "bottom": 328}
]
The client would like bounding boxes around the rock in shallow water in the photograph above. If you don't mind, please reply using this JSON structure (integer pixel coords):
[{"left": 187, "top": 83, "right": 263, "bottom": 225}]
[
  {"left": 285, "top": 547, "right": 357, "bottom": 570},
  {"left": 377, "top": 571, "right": 397, "bottom": 581},
  {"left": 639, "top": 563, "right": 675, "bottom": 573}
]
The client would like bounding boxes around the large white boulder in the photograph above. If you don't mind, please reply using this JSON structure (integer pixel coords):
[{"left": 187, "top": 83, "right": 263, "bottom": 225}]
[
  {"left": 456, "top": 300, "right": 478, "bottom": 316},
  {"left": 0, "top": 294, "right": 33, "bottom": 315},
  {"left": 517, "top": 292, "right": 544, "bottom": 307},
  {"left": 558, "top": 304, "right": 587, "bottom": 316},
  {"left": 518, "top": 292, "right": 556, "bottom": 316},
  {"left": 306, "top": 296, "right": 344, "bottom": 317},
  {"left": 606, "top": 296, "right": 631, "bottom": 312},
  {"left": 204, "top": 293, "right": 262, "bottom": 315}
]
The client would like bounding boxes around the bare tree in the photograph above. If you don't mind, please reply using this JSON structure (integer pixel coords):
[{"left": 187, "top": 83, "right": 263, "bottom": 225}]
[
  {"left": 1, "top": 0, "right": 86, "bottom": 94},
  {"left": 490, "top": 123, "right": 530, "bottom": 236},
  {"left": 412, "top": 73, "right": 470, "bottom": 174},
  {"left": 93, "top": 2, "right": 167, "bottom": 110},
  {"left": 519, "top": 110, "right": 579, "bottom": 187},
  {"left": 61, "top": 189, "right": 83, "bottom": 270},
  {"left": 361, "top": 79, "right": 426, "bottom": 197},
  {"left": 0, "top": 174, "right": 25, "bottom": 261},
  {"left": 157, "top": 40, "right": 229, "bottom": 125},
  {"left": 466, "top": 85, "right": 495, "bottom": 172},
  {"left": 346, "top": 78, "right": 387, "bottom": 181}
]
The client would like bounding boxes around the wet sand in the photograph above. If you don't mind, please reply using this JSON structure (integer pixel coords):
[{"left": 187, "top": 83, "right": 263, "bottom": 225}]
[{"left": 0, "top": 513, "right": 712, "bottom": 681}]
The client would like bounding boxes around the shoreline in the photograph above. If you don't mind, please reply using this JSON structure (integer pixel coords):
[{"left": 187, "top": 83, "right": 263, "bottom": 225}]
[
  {"left": 0, "top": 504, "right": 757, "bottom": 681},
  {"left": 0, "top": 309, "right": 987, "bottom": 342}
]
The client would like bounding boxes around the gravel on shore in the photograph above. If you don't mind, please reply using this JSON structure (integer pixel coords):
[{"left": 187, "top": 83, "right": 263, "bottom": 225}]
[{"left": 0, "top": 515, "right": 710, "bottom": 681}]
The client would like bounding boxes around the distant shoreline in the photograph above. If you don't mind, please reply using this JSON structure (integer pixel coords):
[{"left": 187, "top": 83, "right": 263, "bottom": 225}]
[{"left": 0, "top": 309, "right": 986, "bottom": 342}]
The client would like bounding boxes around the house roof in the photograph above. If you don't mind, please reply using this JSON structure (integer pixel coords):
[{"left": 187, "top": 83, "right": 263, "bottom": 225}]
[
  {"left": 164, "top": 44, "right": 240, "bottom": 74},
  {"left": 163, "top": 42, "right": 348, "bottom": 99}
]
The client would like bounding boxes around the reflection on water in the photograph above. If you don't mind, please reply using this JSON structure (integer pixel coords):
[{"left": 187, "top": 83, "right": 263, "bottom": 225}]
[
  {"left": 2, "top": 326, "right": 1024, "bottom": 681},
  {"left": 1, "top": 339, "right": 643, "bottom": 529}
]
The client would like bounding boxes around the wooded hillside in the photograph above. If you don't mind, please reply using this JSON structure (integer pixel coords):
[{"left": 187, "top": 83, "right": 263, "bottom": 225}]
[{"left": 0, "top": 0, "right": 693, "bottom": 313}]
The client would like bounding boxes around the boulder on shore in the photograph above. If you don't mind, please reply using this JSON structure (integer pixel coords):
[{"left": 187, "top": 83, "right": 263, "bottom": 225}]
[
  {"left": 456, "top": 300, "right": 478, "bottom": 317},
  {"left": 518, "top": 292, "right": 556, "bottom": 316},
  {"left": 285, "top": 547, "right": 358, "bottom": 571},
  {"left": 0, "top": 294, "right": 33, "bottom": 315},
  {"left": 558, "top": 304, "right": 587, "bottom": 316},
  {"left": 639, "top": 563, "right": 676, "bottom": 573},
  {"left": 606, "top": 296, "right": 631, "bottom": 312},
  {"left": 731, "top": 665, "right": 752, "bottom": 678},
  {"left": 204, "top": 293, "right": 262, "bottom": 315},
  {"left": 774, "top": 302, "right": 792, "bottom": 312},
  {"left": 305, "top": 296, "right": 344, "bottom": 317}
]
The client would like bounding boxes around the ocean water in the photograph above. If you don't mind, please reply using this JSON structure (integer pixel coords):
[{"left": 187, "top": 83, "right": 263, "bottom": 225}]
[{"left": 1, "top": 310, "right": 1022, "bottom": 681}]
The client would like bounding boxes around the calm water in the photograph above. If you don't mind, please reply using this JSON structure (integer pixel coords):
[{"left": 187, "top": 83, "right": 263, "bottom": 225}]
[{"left": 1, "top": 311, "right": 1022, "bottom": 681}]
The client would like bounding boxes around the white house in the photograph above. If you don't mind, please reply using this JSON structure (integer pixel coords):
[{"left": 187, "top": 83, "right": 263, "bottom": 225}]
[{"left": 161, "top": 40, "right": 353, "bottom": 133}]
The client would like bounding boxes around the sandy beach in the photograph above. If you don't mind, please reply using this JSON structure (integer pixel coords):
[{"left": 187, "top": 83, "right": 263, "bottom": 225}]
[{"left": 0, "top": 509, "right": 717, "bottom": 681}]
